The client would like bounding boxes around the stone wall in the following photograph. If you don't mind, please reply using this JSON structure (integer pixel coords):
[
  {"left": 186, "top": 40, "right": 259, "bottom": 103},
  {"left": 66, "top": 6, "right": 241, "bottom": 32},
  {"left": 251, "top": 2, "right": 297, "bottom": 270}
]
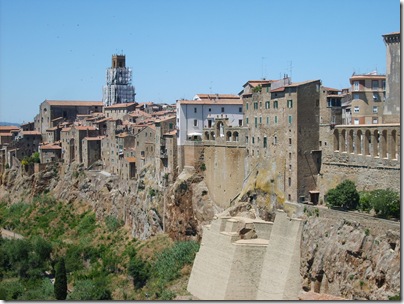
[
  {"left": 187, "top": 211, "right": 302, "bottom": 300},
  {"left": 203, "top": 145, "right": 247, "bottom": 209}
]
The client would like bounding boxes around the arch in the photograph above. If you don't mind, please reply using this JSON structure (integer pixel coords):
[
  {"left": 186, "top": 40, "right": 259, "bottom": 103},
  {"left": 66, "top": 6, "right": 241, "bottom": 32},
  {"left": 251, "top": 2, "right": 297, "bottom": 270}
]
[
  {"left": 391, "top": 130, "right": 397, "bottom": 159},
  {"left": 356, "top": 130, "right": 362, "bottom": 155},
  {"left": 333, "top": 129, "right": 339, "bottom": 151},
  {"left": 340, "top": 129, "right": 346, "bottom": 152},
  {"left": 226, "top": 131, "right": 232, "bottom": 141},
  {"left": 348, "top": 129, "right": 354, "bottom": 153},
  {"left": 273, "top": 100, "right": 278, "bottom": 109},
  {"left": 373, "top": 130, "right": 379, "bottom": 157},
  {"left": 204, "top": 131, "right": 210, "bottom": 140},
  {"left": 216, "top": 121, "right": 224, "bottom": 138},
  {"left": 233, "top": 131, "right": 239, "bottom": 142},
  {"left": 364, "top": 130, "right": 371, "bottom": 156},
  {"left": 211, "top": 131, "right": 215, "bottom": 140},
  {"left": 381, "top": 130, "right": 388, "bottom": 158}
]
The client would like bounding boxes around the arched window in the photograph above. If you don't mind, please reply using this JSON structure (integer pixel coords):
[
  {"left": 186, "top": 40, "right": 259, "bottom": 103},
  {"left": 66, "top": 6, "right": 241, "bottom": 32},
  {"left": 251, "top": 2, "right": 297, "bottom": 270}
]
[
  {"left": 233, "top": 131, "right": 239, "bottom": 142},
  {"left": 204, "top": 131, "right": 210, "bottom": 140},
  {"left": 226, "top": 131, "right": 232, "bottom": 141},
  {"left": 273, "top": 100, "right": 278, "bottom": 109}
]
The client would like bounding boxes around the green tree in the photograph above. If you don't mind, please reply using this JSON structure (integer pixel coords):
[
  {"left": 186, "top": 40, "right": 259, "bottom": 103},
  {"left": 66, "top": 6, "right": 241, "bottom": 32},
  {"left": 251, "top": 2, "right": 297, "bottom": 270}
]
[
  {"left": 370, "top": 188, "right": 400, "bottom": 219},
  {"left": 326, "top": 180, "right": 359, "bottom": 210},
  {"left": 54, "top": 257, "right": 67, "bottom": 300}
]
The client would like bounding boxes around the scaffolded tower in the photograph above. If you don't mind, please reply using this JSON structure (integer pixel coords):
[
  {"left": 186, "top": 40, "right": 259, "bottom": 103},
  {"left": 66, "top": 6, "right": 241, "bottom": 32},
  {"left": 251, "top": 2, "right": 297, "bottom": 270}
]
[{"left": 102, "top": 54, "right": 136, "bottom": 106}]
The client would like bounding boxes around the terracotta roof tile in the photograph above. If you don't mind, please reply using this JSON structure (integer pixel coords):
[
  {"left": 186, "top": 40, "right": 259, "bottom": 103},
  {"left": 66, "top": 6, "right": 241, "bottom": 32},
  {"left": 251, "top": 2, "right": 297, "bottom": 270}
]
[{"left": 104, "top": 102, "right": 136, "bottom": 109}]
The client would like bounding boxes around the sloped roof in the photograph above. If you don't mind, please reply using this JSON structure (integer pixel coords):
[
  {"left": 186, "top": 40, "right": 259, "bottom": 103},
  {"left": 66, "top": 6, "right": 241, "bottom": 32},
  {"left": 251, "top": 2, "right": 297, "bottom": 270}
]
[{"left": 44, "top": 100, "right": 103, "bottom": 106}]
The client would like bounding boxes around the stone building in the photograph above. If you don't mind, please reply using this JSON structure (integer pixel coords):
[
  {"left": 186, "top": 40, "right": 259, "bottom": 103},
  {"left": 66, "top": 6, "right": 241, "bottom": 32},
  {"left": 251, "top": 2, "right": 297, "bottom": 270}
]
[
  {"left": 82, "top": 136, "right": 104, "bottom": 168},
  {"left": 155, "top": 117, "right": 177, "bottom": 183},
  {"left": 39, "top": 143, "right": 62, "bottom": 163},
  {"left": 349, "top": 72, "right": 386, "bottom": 125},
  {"left": 176, "top": 94, "right": 244, "bottom": 172},
  {"left": 37, "top": 100, "right": 103, "bottom": 136},
  {"left": 60, "top": 125, "right": 98, "bottom": 164},
  {"left": 104, "top": 102, "right": 137, "bottom": 120},
  {"left": 382, "top": 32, "right": 400, "bottom": 123},
  {"left": 242, "top": 78, "right": 322, "bottom": 203}
]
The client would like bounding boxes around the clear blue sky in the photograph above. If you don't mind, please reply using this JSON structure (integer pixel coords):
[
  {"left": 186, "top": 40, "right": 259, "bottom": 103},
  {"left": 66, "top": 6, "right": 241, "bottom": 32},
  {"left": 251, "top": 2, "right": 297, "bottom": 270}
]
[{"left": 0, "top": 0, "right": 400, "bottom": 124}]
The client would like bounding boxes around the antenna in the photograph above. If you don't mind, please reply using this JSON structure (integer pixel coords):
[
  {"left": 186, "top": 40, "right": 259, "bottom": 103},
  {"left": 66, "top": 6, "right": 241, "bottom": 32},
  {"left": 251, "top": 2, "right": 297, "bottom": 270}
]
[
  {"left": 289, "top": 61, "right": 293, "bottom": 79},
  {"left": 261, "top": 57, "right": 266, "bottom": 79},
  {"left": 209, "top": 81, "right": 213, "bottom": 93}
]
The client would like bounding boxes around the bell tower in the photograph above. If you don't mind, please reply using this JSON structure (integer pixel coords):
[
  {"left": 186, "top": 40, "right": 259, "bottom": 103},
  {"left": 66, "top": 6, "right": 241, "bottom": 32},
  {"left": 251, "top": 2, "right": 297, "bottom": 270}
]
[{"left": 102, "top": 54, "right": 136, "bottom": 106}]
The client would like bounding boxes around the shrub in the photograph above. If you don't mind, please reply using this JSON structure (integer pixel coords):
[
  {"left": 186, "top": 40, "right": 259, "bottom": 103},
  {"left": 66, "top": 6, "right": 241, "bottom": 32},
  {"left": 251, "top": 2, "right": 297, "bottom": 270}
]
[
  {"left": 200, "top": 163, "right": 206, "bottom": 171},
  {"left": 68, "top": 279, "right": 112, "bottom": 300},
  {"left": 128, "top": 253, "right": 150, "bottom": 289},
  {"left": 152, "top": 241, "right": 199, "bottom": 284},
  {"left": 359, "top": 191, "right": 372, "bottom": 212},
  {"left": 369, "top": 188, "right": 400, "bottom": 219},
  {"left": 326, "top": 180, "right": 359, "bottom": 210},
  {"left": 105, "top": 215, "right": 124, "bottom": 232}
]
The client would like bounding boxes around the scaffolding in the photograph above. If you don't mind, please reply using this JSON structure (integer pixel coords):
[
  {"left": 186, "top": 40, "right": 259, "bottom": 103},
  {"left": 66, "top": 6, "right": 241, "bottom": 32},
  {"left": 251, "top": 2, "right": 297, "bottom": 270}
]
[{"left": 103, "top": 58, "right": 136, "bottom": 106}]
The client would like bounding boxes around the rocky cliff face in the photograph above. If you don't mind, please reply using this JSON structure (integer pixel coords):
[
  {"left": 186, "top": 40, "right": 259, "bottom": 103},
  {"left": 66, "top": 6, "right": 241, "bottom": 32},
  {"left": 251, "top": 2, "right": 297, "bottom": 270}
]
[
  {"left": 300, "top": 210, "right": 400, "bottom": 300},
  {"left": 0, "top": 162, "right": 219, "bottom": 241}
]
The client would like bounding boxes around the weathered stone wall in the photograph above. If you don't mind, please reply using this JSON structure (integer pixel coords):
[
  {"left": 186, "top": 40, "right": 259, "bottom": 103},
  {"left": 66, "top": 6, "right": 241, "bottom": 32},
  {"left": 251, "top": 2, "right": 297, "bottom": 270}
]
[{"left": 204, "top": 145, "right": 247, "bottom": 209}]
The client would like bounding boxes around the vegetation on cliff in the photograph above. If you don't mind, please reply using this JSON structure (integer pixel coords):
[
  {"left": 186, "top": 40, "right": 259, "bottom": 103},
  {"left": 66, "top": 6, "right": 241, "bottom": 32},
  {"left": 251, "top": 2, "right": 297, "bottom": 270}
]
[
  {"left": 0, "top": 194, "right": 199, "bottom": 300},
  {"left": 326, "top": 180, "right": 400, "bottom": 220}
]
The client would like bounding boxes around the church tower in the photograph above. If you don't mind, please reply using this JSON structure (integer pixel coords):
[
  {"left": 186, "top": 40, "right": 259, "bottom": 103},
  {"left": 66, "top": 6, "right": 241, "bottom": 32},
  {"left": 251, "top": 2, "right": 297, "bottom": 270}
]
[{"left": 102, "top": 54, "right": 136, "bottom": 106}]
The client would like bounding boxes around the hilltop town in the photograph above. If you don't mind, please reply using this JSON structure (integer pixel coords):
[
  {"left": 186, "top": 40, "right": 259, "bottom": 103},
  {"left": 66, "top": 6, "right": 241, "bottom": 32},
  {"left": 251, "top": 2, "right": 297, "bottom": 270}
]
[
  {"left": 0, "top": 32, "right": 400, "bottom": 204},
  {"left": 0, "top": 32, "right": 400, "bottom": 300}
]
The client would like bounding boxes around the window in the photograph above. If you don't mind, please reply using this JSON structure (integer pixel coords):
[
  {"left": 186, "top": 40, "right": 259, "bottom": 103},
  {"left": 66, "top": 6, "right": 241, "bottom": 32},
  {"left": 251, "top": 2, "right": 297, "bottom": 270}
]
[
  {"left": 263, "top": 137, "right": 267, "bottom": 148},
  {"left": 373, "top": 93, "right": 379, "bottom": 101},
  {"left": 274, "top": 136, "right": 278, "bottom": 144},
  {"left": 354, "top": 81, "right": 359, "bottom": 91},
  {"left": 246, "top": 136, "right": 249, "bottom": 144},
  {"left": 246, "top": 117, "right": 249, "bottom": 124},
  {"left": 209, "top": 108, "right": 211, "bottom": 112},
  {"left": 238, "top": 119, "right": 243, "bottom": 126},
  {"left": 239, "top": 107, "right": 242, "bottom": 113},
  {"left": 265, "top": 101, "right": 270, "bottom": 109},
  {"left": 373, "top": 106, "right": 378, "bottom": 114},
  {"left": 221, "top": 107, "right": 224, "bottom": 113},
  {"left": 274, "top": 116, "right": 278, "bottom": 124},
  {"left": 354, "top": 118, "right": 359, "bottom": 125},
  {"left": 354, "top": 106, "right": 359, "bottom": 113},
  {"left": 246, "top": 103, "right": 248, "bottom": 110},
  {"left": 193, "top": 119, "right": 198, "bottom": 127},
  {"left": 259, "top": 116, "right": 262, "bottom": 124},
  {"left": 372, "top": 80, "right": 379, "bottom": 90},
  {"left": 260, "top": 102, "right": 262, "bottom": 108},
  {"left": 288, "top": 177, "right": 291, "bottom": 187},
  {"left": 254, "top": 117, "right": 258, "bottom": 128},
  {"left": 372, "top": 118, "right": 378, "bottom": 124},
  {"left": 288, "top": 115, "right": 292, "bottom": 124},
  {"left": 254, "top": 102, "right": 258, "bottom": 110},
  {"left": 289, "top": 138, "right": 292, "bottom": 145},
  {"left": 382, "top": 80, "right": 386, "bottom": 90},
  {"left": 252, "top": 137, "right": 255, "bottom": 144},
  {"left": 287, "top": 100, "right": 293, "bottom": 108},
  {"left": 289, "top": 152, "right": 292, "bottom": 159},
  {"left": 266, "top": 117, "right": 269, "bottom": 125},
  {"left": 353, "top": 93, "right": 359, "bottom": 100},
  {"left": 274, "top": 100, "right": 278, "bottom": 109}
]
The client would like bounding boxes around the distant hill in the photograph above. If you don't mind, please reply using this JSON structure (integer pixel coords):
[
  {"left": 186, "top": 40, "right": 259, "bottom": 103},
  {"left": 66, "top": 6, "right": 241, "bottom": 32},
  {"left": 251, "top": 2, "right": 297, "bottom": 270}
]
[{"left": 0, "top": 122, "right": 20, "bottom": 126}]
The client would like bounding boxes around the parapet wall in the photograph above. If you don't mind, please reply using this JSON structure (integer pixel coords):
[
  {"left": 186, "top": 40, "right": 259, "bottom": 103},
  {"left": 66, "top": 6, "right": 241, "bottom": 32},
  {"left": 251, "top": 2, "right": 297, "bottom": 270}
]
[{"left": 187, "top": 211, "right": 302, "bottom": 300}]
